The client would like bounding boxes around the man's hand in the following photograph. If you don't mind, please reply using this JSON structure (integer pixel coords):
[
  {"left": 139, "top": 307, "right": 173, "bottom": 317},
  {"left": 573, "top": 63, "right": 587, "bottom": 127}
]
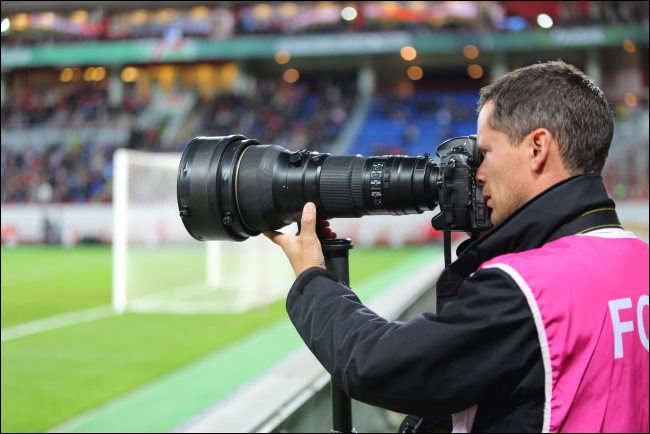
[{"left": 263, "top": 202, "right": 336, "bottom": 277}]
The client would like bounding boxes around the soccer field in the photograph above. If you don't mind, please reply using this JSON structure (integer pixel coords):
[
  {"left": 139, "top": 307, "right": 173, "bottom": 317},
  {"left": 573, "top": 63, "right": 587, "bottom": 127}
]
[{"left": 1, "top": 244, "right": 440, "bottom": 433}]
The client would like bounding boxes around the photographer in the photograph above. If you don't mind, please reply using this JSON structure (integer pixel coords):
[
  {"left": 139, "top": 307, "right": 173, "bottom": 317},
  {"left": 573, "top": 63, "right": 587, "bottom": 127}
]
[{"left": 264, "top": 61, "right": 649, "bottom": 432}]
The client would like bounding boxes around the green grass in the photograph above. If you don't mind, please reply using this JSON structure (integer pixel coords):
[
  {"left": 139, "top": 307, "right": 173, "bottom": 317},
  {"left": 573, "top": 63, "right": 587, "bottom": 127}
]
[
  {"left": 1, "top": 246, "right": 112, "bottom": 328},
  {"left": 1, "top": 244, "right": 438, "bottom": 433}
]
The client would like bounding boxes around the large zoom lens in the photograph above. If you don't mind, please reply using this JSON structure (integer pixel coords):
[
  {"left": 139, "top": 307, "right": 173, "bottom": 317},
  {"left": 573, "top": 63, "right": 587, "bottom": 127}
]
[{"left": 177, "top": 135, "right": 441, "bottom": 241}]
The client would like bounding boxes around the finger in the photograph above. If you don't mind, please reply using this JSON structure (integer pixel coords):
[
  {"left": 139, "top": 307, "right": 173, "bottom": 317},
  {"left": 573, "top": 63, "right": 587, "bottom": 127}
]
[
  {"left": 300, "top": 202, "right": 318, "bottom": 240},
  {"left": 320, "top": 228, "right": 337, "bottom": 239},
  {"left": 320, "top": 220, "right": 330, "bottom": 228},
  {"left": 263, "top": 230, "right": 287, "bottom": 248}
]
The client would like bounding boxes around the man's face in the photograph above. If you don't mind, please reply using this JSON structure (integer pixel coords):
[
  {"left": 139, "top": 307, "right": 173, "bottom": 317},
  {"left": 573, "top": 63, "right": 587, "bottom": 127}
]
[{"left": 476, "top": 101, "right": 532, "bottom": 226}]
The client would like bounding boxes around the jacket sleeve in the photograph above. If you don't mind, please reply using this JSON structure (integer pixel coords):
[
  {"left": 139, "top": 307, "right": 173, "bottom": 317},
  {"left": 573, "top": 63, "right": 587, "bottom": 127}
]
[{"left": 286, "top": 265, "right": 540, "bottom": 417}]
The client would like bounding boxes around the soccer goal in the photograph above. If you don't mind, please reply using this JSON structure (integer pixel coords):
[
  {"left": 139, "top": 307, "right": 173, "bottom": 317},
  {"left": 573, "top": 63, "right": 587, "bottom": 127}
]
[{"left": 112, "top": 148, "right": 295, "bottom": 314}]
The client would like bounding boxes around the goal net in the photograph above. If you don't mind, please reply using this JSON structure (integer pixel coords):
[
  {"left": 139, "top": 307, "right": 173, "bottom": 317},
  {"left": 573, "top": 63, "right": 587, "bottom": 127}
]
[{"left": 112, "top": 148, "right": 295, "bottom": 314}]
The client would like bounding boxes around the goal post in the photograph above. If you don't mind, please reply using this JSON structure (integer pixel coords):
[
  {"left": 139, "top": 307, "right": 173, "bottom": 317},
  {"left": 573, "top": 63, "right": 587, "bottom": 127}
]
[{"left": 111, "top": 148, "right": 294, "bottom": 314}]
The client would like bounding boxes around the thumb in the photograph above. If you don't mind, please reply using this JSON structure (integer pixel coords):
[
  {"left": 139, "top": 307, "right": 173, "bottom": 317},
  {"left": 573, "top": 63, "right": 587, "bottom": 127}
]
[
  {"left": 300, "top": 202, "right": 318, "bottom": 240},
  {"left": 263, "top": 230, "right": 286, "bottom": 249}
]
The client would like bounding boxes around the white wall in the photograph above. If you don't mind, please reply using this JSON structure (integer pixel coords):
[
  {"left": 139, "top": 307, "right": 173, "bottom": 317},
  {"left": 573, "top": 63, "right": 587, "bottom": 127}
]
[
  {"left": 1, "top": 204, "right": 443, "bottom": 247},
  {"left": 1, "top": 201, "right": 648, "bottom": 246}
]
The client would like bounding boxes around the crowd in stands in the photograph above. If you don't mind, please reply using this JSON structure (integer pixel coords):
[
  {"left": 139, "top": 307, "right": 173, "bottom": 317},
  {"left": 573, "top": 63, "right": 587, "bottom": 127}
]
[
  {"left": 1, "top": 77, "right": 356, "bottom": 204},
  {"left": 603, "top": 151, "right": 650, "bottom": 200},
  {"left": 1, "top": 81, "right": 135, "bottom": 203},
  {"left": 551, "top": 0, "right": 648, "bottom": 26},
  {"left": 2, "top": 142, "right": 116, "bottom": 203},
  {"left": 353, "top": 89, "right": 478, "bottom": 156},
  {"left": 0, "top": 82, "right": 147, "bottom": 127},
  {"left": 2, "top": 1, "right": 648, "bottom": 47},
  {"left": 3, "top": 73, "right": 647, "bottom": 205},
  {"left": 195, "top": 78, "right": 355, "bottom": 152}
]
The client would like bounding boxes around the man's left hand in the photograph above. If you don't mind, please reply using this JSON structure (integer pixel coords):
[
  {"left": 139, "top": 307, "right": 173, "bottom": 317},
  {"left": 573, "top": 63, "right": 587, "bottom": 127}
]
[{"left": 263, "top": 202, "right": 336, "bottom": 277}]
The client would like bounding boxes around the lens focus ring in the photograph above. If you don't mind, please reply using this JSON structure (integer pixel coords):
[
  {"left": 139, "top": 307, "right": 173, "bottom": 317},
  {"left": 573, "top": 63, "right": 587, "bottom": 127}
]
[{"left": 320, "top": 156, "right": 365, "bottom": 216}]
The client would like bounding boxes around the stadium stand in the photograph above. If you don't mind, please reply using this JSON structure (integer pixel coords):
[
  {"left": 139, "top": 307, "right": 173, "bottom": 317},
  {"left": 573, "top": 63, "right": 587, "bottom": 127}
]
[
  {"left": 352, "top": 89, "right": 478, "bottom": 156},
  {"left": 2, "top": 1, "right": 648, "bottom": 207}
]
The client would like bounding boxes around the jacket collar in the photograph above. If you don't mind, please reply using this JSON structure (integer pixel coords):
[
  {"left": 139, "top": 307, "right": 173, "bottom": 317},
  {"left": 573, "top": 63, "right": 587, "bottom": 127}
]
[{"left": 450, "top": 174, "right": 617, "bottom": 277}]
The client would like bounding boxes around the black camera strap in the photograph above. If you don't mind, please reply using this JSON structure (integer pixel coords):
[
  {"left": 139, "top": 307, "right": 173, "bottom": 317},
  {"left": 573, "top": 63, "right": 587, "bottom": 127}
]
[
  {"left": 547, "top": 207, "right": 622, "bottom": 243},
  {"left": 435, "top": 207, "right": 622, "bottom": 312}
]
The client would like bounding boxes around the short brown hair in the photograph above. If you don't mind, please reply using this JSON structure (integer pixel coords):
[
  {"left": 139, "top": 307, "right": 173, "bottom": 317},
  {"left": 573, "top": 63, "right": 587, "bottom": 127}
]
[{"left": 478, "top": 61, "right": 614, "bottom": 174}]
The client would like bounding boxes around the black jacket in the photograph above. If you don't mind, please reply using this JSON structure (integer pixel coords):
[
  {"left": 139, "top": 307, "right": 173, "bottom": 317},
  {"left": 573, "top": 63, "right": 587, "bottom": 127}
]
[{"left": 286, "top": 175, "right": 619, "bottom": 432}]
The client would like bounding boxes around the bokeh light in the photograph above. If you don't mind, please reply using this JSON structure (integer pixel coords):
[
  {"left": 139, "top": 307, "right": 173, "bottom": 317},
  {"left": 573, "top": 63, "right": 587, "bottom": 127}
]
[
  {"left": 407, "top": 66, "right": 423, "bottom": 80},
  {"left": 467, "top": 64, "right": 484, "bottom": 79},
  {"left": 400, "top": 46, "right": 417, "bottom": 61},
  {"left": 283, "top": 68, "right": 300, "bottom": 83}
]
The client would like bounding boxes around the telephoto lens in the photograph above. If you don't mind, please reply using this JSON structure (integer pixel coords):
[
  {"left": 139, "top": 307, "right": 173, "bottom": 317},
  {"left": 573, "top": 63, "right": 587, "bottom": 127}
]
[{"left": 177, "top": 135, "right": 441, "bottom": 241}]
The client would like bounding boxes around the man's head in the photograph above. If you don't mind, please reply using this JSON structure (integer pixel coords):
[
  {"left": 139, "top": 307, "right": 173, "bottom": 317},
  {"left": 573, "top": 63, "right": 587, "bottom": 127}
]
[{"left": 475, "top": 60, "right": 614, "bottom": 226}]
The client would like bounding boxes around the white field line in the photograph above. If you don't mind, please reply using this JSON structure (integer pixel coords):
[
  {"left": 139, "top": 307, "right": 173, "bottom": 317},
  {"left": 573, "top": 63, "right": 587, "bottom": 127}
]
[
  {"left": 1, "top": 282, "right": 226, "bottom": 342},
  {"left": 1, "top": 306, "right": 116, "bottom": 342}
]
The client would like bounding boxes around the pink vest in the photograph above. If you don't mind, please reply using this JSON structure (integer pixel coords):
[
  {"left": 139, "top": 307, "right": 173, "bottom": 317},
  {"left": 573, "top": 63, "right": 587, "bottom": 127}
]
[{"left": 480, "top": 229, "right": 649, "bottom": 432}]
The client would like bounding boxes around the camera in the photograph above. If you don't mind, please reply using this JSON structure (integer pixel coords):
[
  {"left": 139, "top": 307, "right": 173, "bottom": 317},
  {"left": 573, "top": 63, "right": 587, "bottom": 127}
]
[{"left": 177, "top": 134, "right": 491, "bottom": 241}]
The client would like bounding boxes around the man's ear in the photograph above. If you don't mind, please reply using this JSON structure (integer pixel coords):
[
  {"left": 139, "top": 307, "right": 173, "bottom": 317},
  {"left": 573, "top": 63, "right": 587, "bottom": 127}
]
[{"left": 528, "top": 128, "right": 552, "bottom": 173}]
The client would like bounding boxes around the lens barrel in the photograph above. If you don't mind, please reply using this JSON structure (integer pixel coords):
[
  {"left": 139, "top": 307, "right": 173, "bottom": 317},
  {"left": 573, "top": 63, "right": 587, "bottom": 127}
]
[{"left": 177, "top": 135, "right": 440, "bottom": 241}]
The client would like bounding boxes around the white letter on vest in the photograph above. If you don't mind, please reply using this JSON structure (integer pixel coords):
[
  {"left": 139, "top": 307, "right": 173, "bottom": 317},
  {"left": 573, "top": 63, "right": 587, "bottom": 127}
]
[
  {"left": 609, "top": 298, "right": 633, "bottom": 359},
  {"left": 638, "top": 295, "right": 649, "bottom": 352}
]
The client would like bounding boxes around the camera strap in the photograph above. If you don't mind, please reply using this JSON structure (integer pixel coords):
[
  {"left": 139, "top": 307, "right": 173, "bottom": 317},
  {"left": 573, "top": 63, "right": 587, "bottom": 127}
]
[
  {"left": 547, "top": 207, "right": 622, "bottom": 243},
  {"left": 436, "top": 207, "right": 622, "bottom": 312}
]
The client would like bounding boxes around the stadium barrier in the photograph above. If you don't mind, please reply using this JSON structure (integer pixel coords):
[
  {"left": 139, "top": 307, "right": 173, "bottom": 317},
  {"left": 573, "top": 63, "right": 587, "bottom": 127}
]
[
  {"left": 2, "top": 201, "right": 648, "bottom": 246},
  {"left": 0, "top": 205, "right": 443, "bottom": 246}
]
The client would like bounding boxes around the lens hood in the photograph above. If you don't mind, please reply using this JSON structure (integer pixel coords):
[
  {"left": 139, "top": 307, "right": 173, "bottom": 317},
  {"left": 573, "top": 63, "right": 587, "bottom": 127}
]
[{"left": 177, "top": 135, "right": 260, "bottom": 241}]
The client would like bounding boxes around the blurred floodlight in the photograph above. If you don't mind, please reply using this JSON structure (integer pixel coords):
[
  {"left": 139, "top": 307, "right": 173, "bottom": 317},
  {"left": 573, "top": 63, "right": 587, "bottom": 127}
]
[
  {"left": 283, "top": 68, "right": 300, "bottom": 83},
  {"left": 275, "top": 50, "right": 291, "bottom": 65},
  {"left": 158, "top": 65, "right": 175, "bottom": 88},
  {"left": 70, "top": 10, "right": 89, "bottom": 24},
  {"left": 623, "top": 39, "right": 637, "bottom": 53},
  {"left": 155, "top": 9, "right": 175, "bottom": 23},
  {"left": 190, "top": 6, "right": 210, "bottom": 20},
  {"left": 537, "top": 14, "right": 554, "bottom": 29},
  {"left": 280, "top": 3, "right": 299, "bottom": 18},
  {"left": 253, "top": 4, "right": 273, "bottom": 20},
  {"left": 93, "top": 67, "right": 107, "bottom": 81},
  {"left": 1, "top": 18, "right": 10, "bottom": 33},
  {"left": 463, "top": 44, "right": 479, "bottom": 60},
  {"left": 131, "top": 10, "right": 149, "bottom": 25},
  {"left": 121, "top": 67, "right": 139, "bottom": 83},
  {"left": 221, "top": 63, "right": 239, "bottom": 86},
  {"left": 624, "top": 92, "right": 638, "bottom": 108},
  {"left": 383, "top": 1, "right": 399, "bottom": 12},
  {"left": 59, "top": 68, "right": 74, "bottom": 82},
  {"left": 341, "top": 6, "right": 358, "bottom": 21},
  {"left": 407, "top": 66, "right": 423, "bottom": 81},
  {"left": 400, "top": 46, "right": 417, "bottom": 61},
  {"left": 83, "top": 67, "right": 95, "bottom": 81},
  {"left": 196, "top": 64, "right": 212, "bottom": 86},
  {"left": 467, "top": 64, "right": 484, "bottom": 79},
  {"left": 13, "top": 14, "right": 28, "bottom": 31}
]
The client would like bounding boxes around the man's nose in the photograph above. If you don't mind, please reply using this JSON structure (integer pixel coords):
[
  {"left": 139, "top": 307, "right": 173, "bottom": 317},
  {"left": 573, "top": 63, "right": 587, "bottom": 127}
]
[{"left": 475, "top": 164, "right": 486, "bottom": 186}]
